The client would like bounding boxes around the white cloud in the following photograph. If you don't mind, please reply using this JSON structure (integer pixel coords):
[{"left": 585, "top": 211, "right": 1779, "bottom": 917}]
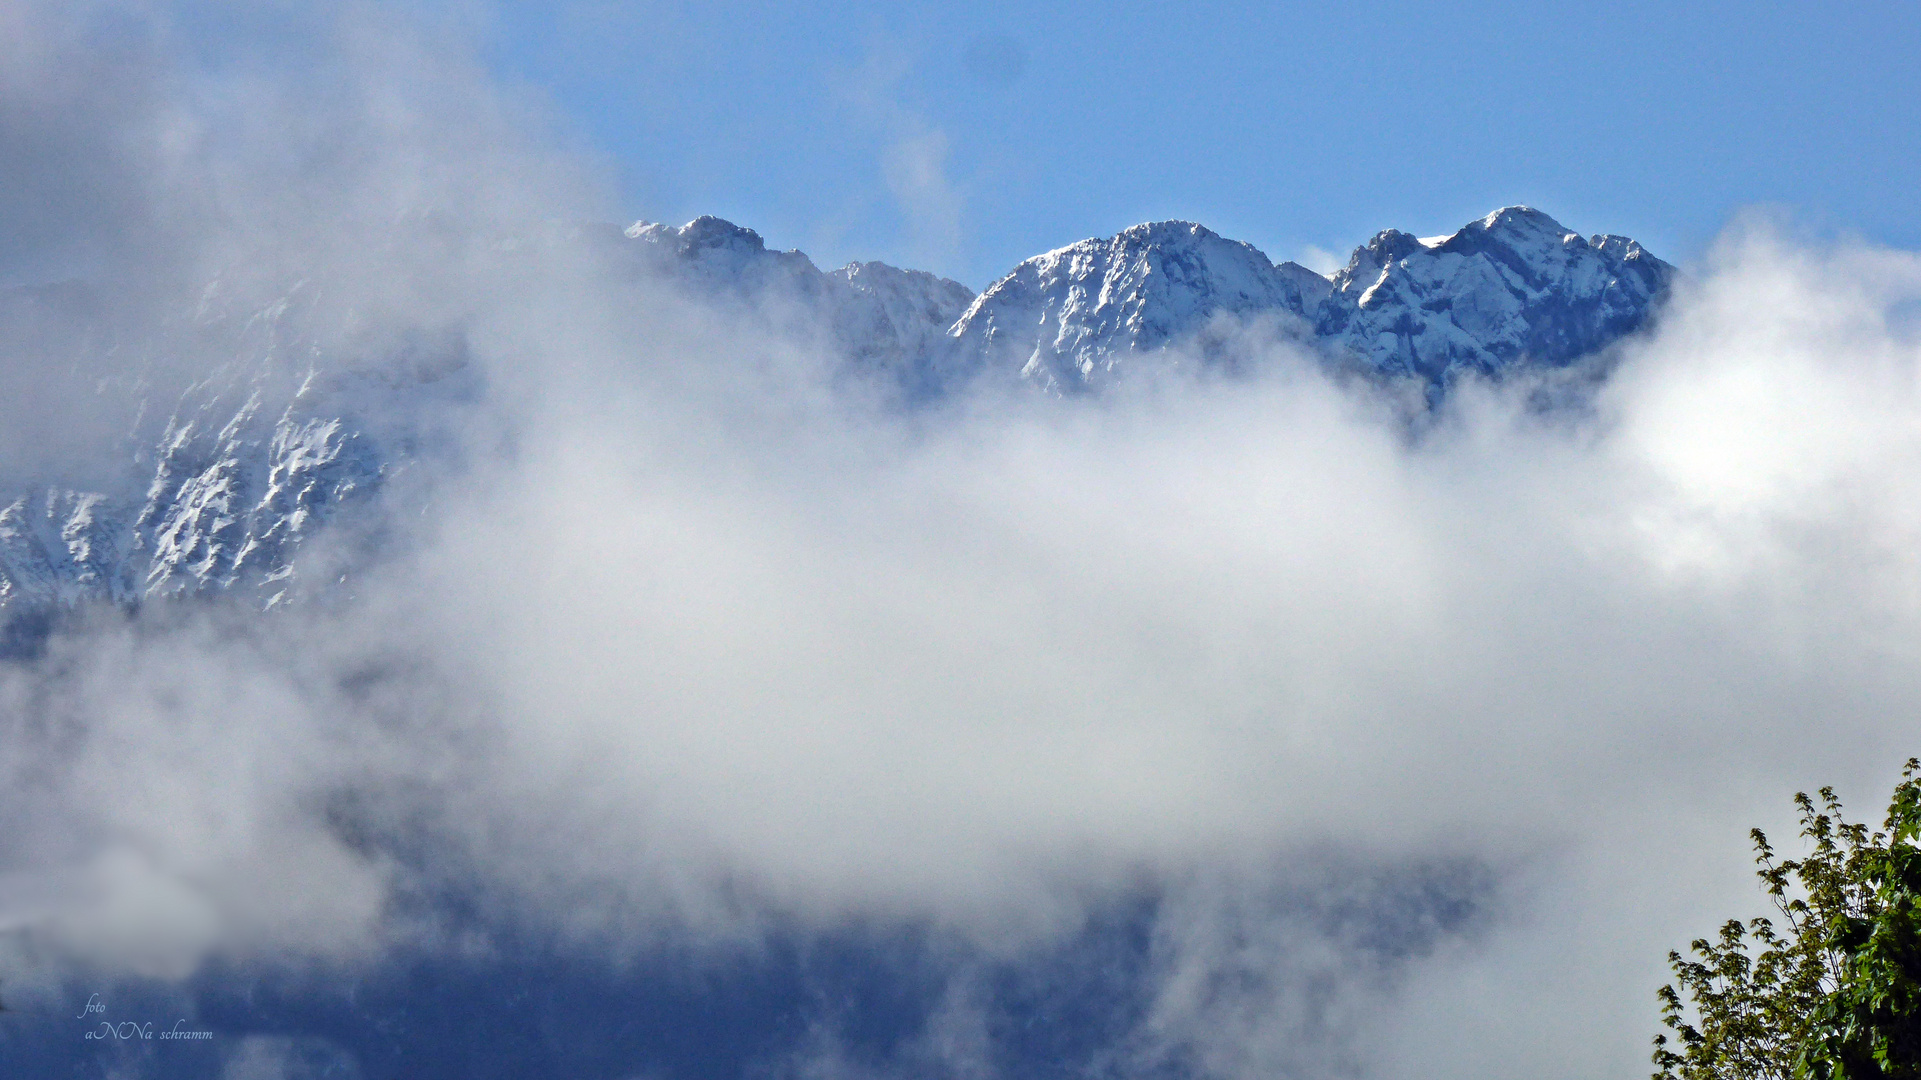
[
  {"left": 883, "top": 125, "right": 965, "bottom": 271},
  {"left": 838, "top": 42, "right": 968, "bottom": 276},
  {"left": 1297, "top": 244, "right": 1344, "bottom": 276}
]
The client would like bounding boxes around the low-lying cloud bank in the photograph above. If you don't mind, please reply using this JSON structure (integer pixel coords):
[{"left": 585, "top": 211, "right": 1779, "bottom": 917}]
[{"left": 2, "top": 4, "right": 1920, "bottom": 1079}]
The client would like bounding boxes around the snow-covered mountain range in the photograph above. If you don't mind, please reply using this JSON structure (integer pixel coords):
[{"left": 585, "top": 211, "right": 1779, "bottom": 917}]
[
  {"left": 950, "top": 206, "right": 1671, "bottom": 394},
  {"left": 0, "top": 207, "right": 1671, "bottom": 615}
]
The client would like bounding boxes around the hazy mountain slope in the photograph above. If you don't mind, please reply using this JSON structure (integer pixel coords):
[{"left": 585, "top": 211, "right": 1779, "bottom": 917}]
[
  {"left": 0, "top": 280, "right": 477, "bottom": 614},
  {"left": 621, "top": 216, "right": 977, "bottom": 393}
]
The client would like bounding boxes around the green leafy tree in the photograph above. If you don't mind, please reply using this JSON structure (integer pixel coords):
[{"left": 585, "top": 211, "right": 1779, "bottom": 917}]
[{"left": 1654, "top": 759, "right": 1921, "bottom": 1080}]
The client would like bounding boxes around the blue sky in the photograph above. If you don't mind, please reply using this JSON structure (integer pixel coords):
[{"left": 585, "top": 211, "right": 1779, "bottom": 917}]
[{"left": 476, "top": 0, "right": 1921, "bottom": 288}]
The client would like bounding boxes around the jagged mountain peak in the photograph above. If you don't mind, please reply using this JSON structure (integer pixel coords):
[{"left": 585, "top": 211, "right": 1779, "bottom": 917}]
[
  {"left": 1321, "top": 207, "right": 1673, "bottom": 382},
  {"left": 1103, "top": 219, "right": 1232, "bottom": 248},
  {"left": 1341, "top": 208, "right": 1576, "bottom": 281},
  {"left": 948, "top": 219, "right": 1331, "bottom": 394},
  {"left": 1014, "top": 219, "right": 1310, "bottom": 280},
  {"left": 625, "top": 214, "right": 768, "bottom": 253},
  {"left": 833, "top": 260, "right": 972, "bottom": 298},
  {"left": 1469, "top": 204, "right": 1569, "bottom": 239},
  {"left": 1400, "top": 204, "right": 1659, "bottom": 276},
  {"left": 623, "top": 216, "right": 823, "bottom": 291}
]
